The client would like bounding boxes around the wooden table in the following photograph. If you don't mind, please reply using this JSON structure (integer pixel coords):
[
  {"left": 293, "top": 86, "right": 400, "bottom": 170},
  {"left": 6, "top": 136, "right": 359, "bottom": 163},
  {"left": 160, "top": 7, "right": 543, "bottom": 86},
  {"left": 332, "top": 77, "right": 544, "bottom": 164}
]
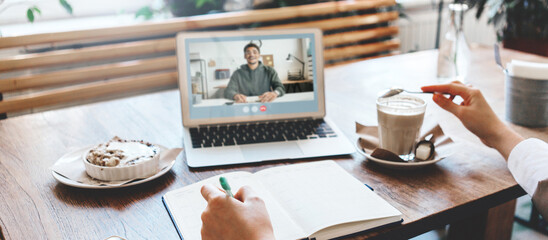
[{"left": 1, "top": 47, "right": 547, "bottom": 240}]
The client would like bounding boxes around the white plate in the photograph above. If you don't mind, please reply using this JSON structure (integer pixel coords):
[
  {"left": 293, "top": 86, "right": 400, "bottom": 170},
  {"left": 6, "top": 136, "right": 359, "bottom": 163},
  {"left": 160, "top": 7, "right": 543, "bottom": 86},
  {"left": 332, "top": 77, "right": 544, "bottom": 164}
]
[
  {"left": 51, "top": 145, "right": 175, "bottom": 189},
  {"left": 355, "top": 139, "right": 444, "bottom": 170}
]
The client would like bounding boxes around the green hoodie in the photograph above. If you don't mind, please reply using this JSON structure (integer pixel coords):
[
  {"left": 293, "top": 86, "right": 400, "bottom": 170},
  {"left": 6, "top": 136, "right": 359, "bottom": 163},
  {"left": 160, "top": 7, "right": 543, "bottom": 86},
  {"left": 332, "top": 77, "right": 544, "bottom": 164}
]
[{"left": 224, "top": 62, "right": 285, "bottom": 99}]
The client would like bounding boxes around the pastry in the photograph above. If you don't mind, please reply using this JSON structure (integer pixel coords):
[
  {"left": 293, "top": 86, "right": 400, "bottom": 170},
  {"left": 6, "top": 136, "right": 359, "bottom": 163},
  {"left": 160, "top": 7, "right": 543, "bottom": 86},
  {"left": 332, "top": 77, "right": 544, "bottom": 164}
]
[{"left": 83, "top": 137, "right": 160, "bottom": 181}]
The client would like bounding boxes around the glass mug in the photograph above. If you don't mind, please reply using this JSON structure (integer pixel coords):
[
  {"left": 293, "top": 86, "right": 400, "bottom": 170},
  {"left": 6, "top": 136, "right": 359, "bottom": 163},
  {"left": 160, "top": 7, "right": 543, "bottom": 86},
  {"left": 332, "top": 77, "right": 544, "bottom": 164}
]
[{"left": 376, "top": 95, "right": 426, "bottom": 160}]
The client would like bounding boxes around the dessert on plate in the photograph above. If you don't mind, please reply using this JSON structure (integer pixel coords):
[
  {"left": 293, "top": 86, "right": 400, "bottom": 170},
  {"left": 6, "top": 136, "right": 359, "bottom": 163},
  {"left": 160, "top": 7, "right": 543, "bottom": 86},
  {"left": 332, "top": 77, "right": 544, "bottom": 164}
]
[{"left": 84, "top": 136, "right": 160, "bottom": 181}]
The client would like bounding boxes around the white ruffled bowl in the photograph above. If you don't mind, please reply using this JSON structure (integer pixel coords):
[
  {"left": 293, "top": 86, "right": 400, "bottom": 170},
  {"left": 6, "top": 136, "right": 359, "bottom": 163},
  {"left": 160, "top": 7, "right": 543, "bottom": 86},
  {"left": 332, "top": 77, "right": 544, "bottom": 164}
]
[{"left": 83, "top": 146, "right": 160, "bottom": 181}]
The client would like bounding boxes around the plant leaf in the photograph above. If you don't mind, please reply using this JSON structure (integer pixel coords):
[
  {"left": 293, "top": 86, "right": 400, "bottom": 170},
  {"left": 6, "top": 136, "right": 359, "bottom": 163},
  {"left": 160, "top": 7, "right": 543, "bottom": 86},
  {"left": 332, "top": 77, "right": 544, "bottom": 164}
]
[
  {"left": 32, "top": 6, "right": 41, "bottom": 15},
  {"left": 508, "top": 0, "right": 520, "bottom": 8},
  {"left": 486, "top": 0, "right": 503, "bottom": 21},
  {"left": 27, "top": 8, "right": 34, "bottom": 22},
  {"left": 59, "top": 0, "right": 73, "bottom": 14},
  {"left": 195, "top": 0, "right": 216, "bottom": 9},
  {"left": 135, "top": 6, "right": 154, "bottom": 20},
  {"left": 196, "top": 0, "right": 206, "bottom": 8},
  {"left": 492, "top": 11, "right": 506, "bottom": 31},
  {"left": 475, "top": 0, "right": 488, "bottom": 19}
]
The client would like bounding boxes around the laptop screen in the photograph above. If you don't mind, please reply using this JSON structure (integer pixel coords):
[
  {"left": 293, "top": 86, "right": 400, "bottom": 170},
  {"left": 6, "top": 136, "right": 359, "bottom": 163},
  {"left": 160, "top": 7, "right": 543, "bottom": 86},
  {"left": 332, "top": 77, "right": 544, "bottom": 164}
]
[{"left": 177, "top": 29, "right": 325, "bottom": 126}]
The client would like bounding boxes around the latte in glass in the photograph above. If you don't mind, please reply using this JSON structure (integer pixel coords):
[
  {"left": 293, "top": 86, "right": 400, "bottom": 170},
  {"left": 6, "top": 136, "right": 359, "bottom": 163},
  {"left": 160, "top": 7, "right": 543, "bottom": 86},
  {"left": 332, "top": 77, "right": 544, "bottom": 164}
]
[{"left": 377, "top": 95, "right": 426, "bottom": 160}]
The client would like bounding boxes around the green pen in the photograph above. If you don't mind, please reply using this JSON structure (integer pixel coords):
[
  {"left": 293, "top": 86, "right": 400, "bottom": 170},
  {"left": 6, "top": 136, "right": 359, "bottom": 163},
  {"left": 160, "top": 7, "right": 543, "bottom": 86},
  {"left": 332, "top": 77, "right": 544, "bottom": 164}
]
[{"left": 219, "top": 177, "right": 233, "bottom": 197}]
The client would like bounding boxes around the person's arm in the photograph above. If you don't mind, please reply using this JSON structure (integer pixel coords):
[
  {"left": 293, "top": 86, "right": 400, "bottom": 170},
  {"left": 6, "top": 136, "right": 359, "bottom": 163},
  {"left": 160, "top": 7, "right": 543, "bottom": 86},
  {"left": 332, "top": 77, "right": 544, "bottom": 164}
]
[
  {"left": 200, "top": 184, "right": 275, "bottom": 240},
  {"left": 507, "top": 138, "right": 548, "bottom": 198},
  {"left": 233, "top": 94, "right": 247, "bottom": 103},
  {"left": 422, "top": 82, "right": 548, "bottom": 219},
  {"left": 225, "top": 72, "right": 247, "bottom": 102},
  {"left": 259, "top": 68, "right": 285, "bottom": 103},
  {"left": 421, "top": 81, "right": 523, "bottom": 159},
  {"left": 269, "top": 69, "right": 285, "bottom": 97},
  {"left": 532, "top": 178, "right": 548, "bottom": 220}
]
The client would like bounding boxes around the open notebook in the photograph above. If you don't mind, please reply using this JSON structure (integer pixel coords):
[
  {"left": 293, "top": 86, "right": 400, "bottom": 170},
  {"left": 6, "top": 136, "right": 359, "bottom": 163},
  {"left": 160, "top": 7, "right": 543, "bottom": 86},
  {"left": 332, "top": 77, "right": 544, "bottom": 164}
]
[{"left": 163, "top": 161, "right": 402, "bottom": 240}]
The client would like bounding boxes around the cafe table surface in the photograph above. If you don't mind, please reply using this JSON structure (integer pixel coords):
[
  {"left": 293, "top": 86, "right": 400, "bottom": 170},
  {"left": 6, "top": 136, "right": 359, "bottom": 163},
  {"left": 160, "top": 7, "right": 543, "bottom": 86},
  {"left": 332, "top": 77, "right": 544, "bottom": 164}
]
[{"left": 1, "top": 46, "right": 547, "bottom": 240}]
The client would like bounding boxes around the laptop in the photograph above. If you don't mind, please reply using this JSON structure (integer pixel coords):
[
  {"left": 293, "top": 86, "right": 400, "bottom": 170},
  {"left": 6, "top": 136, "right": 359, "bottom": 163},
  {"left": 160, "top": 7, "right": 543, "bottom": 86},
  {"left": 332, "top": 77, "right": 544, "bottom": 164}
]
[{"left": 176, "top": 28, "right": 355, "bottom": 167}]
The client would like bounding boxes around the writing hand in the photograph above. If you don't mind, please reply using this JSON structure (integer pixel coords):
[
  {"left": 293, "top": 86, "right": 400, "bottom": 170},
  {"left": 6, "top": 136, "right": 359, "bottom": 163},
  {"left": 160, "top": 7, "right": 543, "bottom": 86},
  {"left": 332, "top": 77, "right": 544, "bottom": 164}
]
[
  {"left": 421, "top": 81, "right": 523, "bottom": 159},
  {"left": 200, "top": 184, "right": 275, "bottom": 240},
  {"left": 259, "top": 92, "right": 277, "bottom": 103},
  {"left": 234, "top": 94, "right": 247, "bottom": 103}
]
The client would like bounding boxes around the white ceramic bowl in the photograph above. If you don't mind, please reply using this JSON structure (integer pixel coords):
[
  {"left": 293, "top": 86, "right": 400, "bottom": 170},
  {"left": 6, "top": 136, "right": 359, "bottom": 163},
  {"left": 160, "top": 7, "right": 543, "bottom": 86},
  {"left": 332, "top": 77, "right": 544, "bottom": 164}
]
[{"left": 83, "top": 144, "right": 160, "bottom": 181}]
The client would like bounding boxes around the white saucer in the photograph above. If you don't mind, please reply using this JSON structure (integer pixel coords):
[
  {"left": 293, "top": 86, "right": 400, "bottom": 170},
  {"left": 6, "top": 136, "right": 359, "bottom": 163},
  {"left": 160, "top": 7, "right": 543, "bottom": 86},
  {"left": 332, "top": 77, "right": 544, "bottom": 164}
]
[
  {"left": 51, "top": 145, "right": 176, "bottom": 189},
  {"left": 355, "top": 139, "right": 444, "bottom": 170}
]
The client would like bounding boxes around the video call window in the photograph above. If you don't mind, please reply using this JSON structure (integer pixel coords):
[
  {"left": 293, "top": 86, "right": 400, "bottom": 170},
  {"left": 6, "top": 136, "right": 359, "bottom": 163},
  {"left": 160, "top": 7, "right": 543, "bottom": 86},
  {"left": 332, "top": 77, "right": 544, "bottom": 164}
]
[{"left": 184, "top": 34, "right": 319, "bottom": 119}]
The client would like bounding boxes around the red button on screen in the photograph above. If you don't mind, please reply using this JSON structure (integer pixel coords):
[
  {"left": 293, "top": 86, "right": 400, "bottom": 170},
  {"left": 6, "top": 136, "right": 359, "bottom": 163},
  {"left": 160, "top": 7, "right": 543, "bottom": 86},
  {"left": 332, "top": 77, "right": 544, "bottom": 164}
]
[{"left": 260, "top": 105, "right": 267, "bottom": 112}]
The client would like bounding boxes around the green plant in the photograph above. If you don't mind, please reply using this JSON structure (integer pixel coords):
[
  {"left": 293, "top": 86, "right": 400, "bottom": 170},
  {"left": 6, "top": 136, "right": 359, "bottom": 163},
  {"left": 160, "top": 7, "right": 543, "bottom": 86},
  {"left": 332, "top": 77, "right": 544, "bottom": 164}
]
[
  {"left": 135, "top": 0, "right": 221, "bottom": 19},
  {"left": 135, "top": 3, "right": 167, "bottom": 20},
  {"left": 472, "top": 0, "right": 548, "bottom": 41},
  {"left": 26, "top": 0, "right": 73, "bottom": 22},
  {"left": 133, "top": 0, "right": 325, "bottom": 19}
]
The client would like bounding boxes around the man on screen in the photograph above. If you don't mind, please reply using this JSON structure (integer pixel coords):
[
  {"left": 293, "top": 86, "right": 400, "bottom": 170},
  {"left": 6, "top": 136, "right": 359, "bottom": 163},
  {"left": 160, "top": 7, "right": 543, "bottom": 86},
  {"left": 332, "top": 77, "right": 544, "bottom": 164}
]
[{"left": 224, "top": 43, "right": 285, "bottom": 103}]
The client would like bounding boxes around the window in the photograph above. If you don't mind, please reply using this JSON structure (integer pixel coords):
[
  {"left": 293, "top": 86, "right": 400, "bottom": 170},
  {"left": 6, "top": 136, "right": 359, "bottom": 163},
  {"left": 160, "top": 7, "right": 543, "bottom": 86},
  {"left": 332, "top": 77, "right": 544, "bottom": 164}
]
[{"left": 0, "top": 0, "right": 153, "bottom": 25}]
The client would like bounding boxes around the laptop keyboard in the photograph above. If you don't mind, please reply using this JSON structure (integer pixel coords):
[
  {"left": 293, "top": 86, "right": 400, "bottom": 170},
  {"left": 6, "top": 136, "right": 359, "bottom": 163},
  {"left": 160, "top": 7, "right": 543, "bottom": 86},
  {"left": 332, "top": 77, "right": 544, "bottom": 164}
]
[{"left": 189, "top": 118, "right": 337, "bottom": 148}]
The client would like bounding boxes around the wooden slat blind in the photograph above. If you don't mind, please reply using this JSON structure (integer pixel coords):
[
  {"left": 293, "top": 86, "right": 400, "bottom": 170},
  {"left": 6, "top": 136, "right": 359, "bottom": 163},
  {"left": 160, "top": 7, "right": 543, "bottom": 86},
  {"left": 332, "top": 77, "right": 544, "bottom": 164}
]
[
  {"left": 323, "top": 26, "right": 398, "bottom": 47},
  {"left": 0, "top": 56, "right": 177, "bottom": 92},
  {"left": 0, "top": 0, "right": 399, "bottom": 117},
  {"left": 258, "top": 12, "right": 398, "bottom": 31},
  {"left": 0, "top": 72, "right": 178, "bottom": 113},
  {"left": 0, "top": 39, "right": 176, "bottom": 72}
]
